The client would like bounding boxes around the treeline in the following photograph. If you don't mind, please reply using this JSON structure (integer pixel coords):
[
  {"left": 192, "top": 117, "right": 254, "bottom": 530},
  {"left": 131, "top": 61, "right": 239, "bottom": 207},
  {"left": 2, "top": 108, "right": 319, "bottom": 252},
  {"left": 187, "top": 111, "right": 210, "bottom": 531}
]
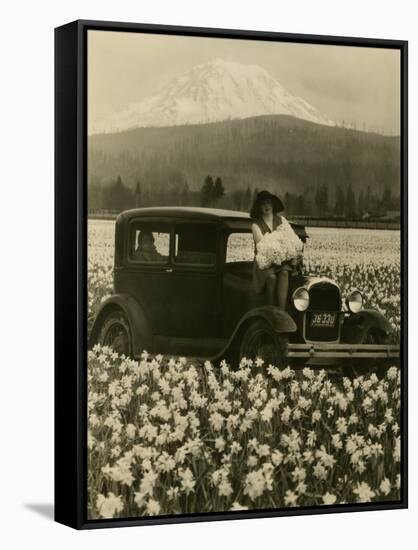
[
  {"left": 89, "top": 173, "right": 399, "bottom": 219},
  {"left": 88, "top": 114, "right": 400, "bottom": 203}
]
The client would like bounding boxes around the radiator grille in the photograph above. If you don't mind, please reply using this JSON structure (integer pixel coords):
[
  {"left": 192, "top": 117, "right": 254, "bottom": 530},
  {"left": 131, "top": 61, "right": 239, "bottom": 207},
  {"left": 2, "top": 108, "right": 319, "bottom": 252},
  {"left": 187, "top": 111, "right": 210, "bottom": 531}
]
[{"left": 305, "top": 282, "right": 341, "bottom": 342}]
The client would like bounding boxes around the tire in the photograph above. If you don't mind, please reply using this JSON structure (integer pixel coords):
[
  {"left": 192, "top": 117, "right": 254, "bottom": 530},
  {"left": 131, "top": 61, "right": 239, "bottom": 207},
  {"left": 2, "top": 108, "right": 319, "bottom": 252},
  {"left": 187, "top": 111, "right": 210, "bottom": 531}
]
[
  {"left": 363, "top": 328, "right": 390, "bottom": 346},
  {"left": 344, "top": 328, "right": 389, "bottom": 378},
  {"left": 97, "top": 310, "right": 133, "bottom": 357},
  {"left": 364, "top": 328, "right": 391, "bottom": 378},
  {"left": 239, "top": 319, "right": 288, "bottom": 368}
]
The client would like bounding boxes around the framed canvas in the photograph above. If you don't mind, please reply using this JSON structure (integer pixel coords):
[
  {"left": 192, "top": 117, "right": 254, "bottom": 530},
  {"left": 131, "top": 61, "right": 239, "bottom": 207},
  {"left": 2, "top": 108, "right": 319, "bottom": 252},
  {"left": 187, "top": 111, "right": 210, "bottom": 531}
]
[{"left": 55, "top": 19, "right": 408, "bottom": 529}]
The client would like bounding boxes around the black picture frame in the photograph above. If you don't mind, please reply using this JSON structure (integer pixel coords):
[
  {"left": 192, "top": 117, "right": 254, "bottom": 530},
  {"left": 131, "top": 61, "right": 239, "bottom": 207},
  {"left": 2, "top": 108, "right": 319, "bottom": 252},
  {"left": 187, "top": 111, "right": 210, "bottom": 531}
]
[{"left": 55, "top": 19, "right": 408, "bottom": 530}]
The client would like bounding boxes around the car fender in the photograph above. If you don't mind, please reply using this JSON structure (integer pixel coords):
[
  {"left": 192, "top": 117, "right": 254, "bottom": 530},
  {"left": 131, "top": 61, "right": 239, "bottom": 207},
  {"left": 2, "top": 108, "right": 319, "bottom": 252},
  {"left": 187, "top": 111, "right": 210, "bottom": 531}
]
[
  {"left": 213, "top": 306, "right": 296, "bottom": 362},
  {"left": 237, "top": 305, "right": 297, "bottom": 334},
  {"left": 341, "top": 309, "right": 394, "bottom": 344},
  {"left": 89, "top": 294, "right": 153, "bottom": 356}
]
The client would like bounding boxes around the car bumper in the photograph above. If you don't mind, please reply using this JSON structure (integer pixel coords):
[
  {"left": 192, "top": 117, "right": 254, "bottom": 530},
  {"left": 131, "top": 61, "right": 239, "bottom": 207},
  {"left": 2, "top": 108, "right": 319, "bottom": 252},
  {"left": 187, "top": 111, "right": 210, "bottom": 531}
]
[{"left": 287, "top": 343, "right": 400, "bottom": 362}]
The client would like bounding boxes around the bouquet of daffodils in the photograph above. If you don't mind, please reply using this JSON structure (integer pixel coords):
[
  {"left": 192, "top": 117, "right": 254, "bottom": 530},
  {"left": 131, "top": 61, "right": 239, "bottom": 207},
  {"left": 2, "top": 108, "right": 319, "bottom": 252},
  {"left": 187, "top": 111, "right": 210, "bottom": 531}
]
[{"left": 256, "top": 217, "right": 304, "bottom": 270}]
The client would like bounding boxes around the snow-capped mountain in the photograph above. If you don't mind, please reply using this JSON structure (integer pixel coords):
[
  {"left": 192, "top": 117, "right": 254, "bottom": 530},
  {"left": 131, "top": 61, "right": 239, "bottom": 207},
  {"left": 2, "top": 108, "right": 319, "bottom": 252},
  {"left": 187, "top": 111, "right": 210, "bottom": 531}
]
[{"left": 90, "top": 58, "right": 334, "bottom": 134}]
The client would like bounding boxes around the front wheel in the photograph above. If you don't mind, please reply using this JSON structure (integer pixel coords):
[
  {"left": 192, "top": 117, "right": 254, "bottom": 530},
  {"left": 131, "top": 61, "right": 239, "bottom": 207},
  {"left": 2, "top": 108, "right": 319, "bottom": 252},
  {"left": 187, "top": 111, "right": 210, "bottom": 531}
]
[
  {"left": 239, "top": 319, "right": 288, "bottom": 368},
  {"left": 97, "top": 310, "right": 133, "bottom": 357},
  {"left": 343, "top": 328, "right": 390, "bottom": 378}
]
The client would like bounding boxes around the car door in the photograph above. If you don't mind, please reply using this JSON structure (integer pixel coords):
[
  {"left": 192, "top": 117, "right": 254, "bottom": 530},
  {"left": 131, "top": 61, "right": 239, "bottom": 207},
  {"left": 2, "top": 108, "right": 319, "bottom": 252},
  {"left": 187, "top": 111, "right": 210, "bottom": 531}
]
[
  {"left": 165, "top": 221, "right": 221, "bottom": 338},
  {"left": 119, "top": 219, "right": 173, "bottom": 335}
]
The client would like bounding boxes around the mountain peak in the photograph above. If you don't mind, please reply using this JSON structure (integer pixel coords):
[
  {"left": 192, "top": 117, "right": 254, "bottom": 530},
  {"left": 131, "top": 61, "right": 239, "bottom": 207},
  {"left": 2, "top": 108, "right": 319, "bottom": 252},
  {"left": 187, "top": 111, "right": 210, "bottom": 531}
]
[{"left": 91, "top": 59, "right": 334, "bottom": 134}]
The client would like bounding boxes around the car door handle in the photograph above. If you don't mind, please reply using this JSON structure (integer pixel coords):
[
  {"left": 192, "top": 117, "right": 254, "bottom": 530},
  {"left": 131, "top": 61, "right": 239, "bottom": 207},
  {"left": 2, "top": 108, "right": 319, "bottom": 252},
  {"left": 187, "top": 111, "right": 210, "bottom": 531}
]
[{"left": 165, "top": 267, "right": 173, "bottom": 273}]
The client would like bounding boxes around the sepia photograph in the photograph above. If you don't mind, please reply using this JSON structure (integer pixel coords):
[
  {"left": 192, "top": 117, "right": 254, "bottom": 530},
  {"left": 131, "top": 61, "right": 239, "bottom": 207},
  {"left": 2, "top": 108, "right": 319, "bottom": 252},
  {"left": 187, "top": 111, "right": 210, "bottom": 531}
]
[{"left": 85, "top": 27, "right": 404, "bottom": 521}]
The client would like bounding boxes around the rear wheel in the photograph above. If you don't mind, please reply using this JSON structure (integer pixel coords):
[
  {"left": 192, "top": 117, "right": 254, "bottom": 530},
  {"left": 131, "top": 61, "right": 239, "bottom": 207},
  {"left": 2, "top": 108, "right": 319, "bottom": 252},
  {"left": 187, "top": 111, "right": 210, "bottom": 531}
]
[
  {"left": 98, "top": 310, "right": 132, "bottom": 357},
  {"left": 239, "top": 319, "right": 288, "bottom": 368}
]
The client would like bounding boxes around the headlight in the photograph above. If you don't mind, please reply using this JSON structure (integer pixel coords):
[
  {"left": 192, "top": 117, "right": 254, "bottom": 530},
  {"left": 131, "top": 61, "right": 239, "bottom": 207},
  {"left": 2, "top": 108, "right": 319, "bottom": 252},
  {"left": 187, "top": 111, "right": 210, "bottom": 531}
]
[
  {"left": 346, "top": 290, "right": 363, "bottom": 313},
  {"left": 293, "top": 287, "right": 309, "bottom": 311}
]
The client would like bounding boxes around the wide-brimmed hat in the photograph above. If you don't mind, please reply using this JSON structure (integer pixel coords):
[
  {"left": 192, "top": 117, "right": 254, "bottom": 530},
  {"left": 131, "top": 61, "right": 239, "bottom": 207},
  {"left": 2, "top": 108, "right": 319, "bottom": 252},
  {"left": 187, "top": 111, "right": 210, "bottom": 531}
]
[{"left": 250, "top": 190, "right": 284, "bottom": 218}]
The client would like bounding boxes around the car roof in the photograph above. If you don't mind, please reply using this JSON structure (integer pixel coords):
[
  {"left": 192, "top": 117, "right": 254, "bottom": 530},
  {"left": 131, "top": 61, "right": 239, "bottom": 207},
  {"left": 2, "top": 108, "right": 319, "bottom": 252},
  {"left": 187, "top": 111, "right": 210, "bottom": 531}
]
[
  {"left": 119, "top": 207, "right": 308, "bottom": 238},
  {"left": 121, "top": 206, "right": 250, "bottom": 221}
]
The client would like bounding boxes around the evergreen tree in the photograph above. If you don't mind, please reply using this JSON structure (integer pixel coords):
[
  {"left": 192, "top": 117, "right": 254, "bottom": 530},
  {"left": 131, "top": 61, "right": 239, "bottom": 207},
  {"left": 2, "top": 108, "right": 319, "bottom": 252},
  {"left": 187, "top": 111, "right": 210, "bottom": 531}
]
[
  {"left": 284, "top": 192, "right": 291, "bottom": 215},
  {"left": 381, "top": 184, "right": 392, "bottom": 213},
  {"left": 315, "top": 186, "right": 322, "bottom": 213},
  {"left": 103, "top": 175, "right": 133, "bottom": 212},
  {"left": 335, "top": 185, "right": 345, "bottom": 217},
  {"left": 88, "top": 175, "right": 103, "bottom": 211},
  {"left": 180, "top": 182, "right": 190, "bottom": 206},
  {"left": 296, "top": 194, "right": 305, "bottom": 215},
  {"left": 214, "top": 176, "right": 225, "bottom": 201},
  {"left": 243, "top": 186, "right": 252, "bottom": 211},
  {"left": 321, "top": 184, "right": 329, "bottom": 215},
  {"left": 135, "top": 180, "right": 141, "bottom": 208},
  {"left": 201, "top": 175, "right": 215, "bottom": 206},
  {"left": 252, "top": 187, "right": 259, "bottom": 209},
  {"left": 232, "top": 189, "right": 244, "bottom": 211},
  {"left": 365, "top": 185, "right": 372, "bottom": 215},
  {"left": 345, "top": 183, "right": 357, "bottom": 218},
  {"left": 315, "top": 184, "right": 329, "bottom": 215},
  {"left": 357, "top": 189, "right": 365, "bottom": 217}
]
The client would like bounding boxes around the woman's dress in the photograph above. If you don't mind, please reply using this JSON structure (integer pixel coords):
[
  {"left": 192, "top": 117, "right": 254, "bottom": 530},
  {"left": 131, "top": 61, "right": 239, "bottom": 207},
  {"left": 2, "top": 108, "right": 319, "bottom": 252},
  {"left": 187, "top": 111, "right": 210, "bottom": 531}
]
[{"left": 252, "top": 215, "right": 290, "bottom": 294}]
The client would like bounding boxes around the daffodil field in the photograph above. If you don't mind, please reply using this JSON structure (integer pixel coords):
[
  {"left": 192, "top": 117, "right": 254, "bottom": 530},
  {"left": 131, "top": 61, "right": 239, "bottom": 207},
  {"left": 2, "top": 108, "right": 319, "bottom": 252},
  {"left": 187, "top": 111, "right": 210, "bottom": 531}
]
[{"left": 87, "top": 220, "right": 402, "bottom": 519}]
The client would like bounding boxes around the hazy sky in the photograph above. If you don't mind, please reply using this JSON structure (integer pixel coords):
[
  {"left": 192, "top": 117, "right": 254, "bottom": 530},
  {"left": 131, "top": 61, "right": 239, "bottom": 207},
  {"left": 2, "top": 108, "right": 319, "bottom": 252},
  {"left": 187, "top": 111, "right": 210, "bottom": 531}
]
[{"left": 88, "top": 30, "right": 401, "bottom": 135}]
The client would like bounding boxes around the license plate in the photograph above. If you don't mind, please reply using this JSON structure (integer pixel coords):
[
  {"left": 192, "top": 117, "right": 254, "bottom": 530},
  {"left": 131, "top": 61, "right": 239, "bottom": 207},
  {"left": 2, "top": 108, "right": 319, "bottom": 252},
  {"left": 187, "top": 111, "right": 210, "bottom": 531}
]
[{"left": 310, "top": 312, "right": 337, "bottom": 328}]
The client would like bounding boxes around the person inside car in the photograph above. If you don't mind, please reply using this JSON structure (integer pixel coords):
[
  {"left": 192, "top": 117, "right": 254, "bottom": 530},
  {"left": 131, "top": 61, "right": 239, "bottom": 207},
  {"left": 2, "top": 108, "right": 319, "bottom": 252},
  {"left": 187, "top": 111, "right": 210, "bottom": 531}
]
[{"left": 133, "top": 231, "right": 164, "bottom": 262}]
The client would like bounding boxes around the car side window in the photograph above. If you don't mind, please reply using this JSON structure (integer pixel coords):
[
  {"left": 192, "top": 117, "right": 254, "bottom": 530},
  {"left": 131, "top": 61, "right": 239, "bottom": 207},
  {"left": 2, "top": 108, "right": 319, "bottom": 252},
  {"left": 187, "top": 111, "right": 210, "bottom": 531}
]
[
  {"left": 226, "top": 232, "right": 254, "bottom": 263},
  {"left": 130, "top": 222, "right": 170, "bottom": 263},
  {"left": 174, "top": 223, "right": 217, "bottom": 266}
]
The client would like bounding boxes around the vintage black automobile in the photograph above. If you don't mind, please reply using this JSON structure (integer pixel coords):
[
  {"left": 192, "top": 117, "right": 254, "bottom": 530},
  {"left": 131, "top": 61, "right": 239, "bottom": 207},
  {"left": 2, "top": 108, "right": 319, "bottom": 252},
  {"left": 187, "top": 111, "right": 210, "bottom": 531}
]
[{"left": 89, "top": 207, "right": 399, "bottom": 371}]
